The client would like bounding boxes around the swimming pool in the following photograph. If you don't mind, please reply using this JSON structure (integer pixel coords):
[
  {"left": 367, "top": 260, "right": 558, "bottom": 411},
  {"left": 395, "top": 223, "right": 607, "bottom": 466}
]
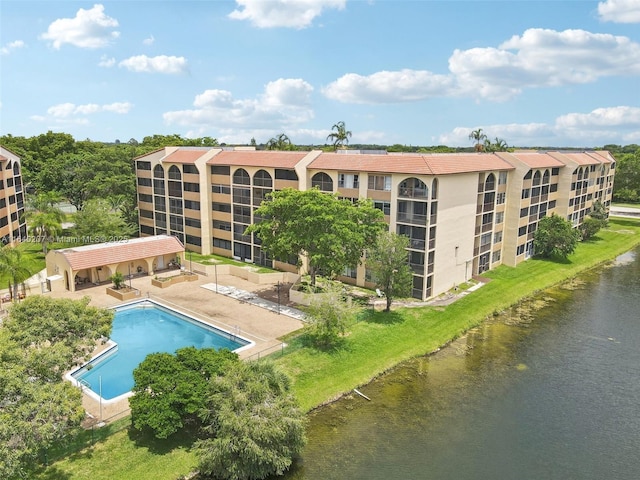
[{"left": 69, "top": 300, "right": 253, "bottom": 402}]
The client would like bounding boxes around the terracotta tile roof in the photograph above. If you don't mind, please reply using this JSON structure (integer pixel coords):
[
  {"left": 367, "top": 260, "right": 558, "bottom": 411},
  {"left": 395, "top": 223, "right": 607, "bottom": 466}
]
[
  {"left": 500, "top": 151, "right": 566, "bottom": 168},
  {"left": 309, "top": 152, "right": 514, "bottom": 175},
  {"left": 551, "top": 151, "right": 613, "bottom": 166},
  {"left": 207, "top": 150, "right": 311, "bottom": 168},
  {"left": 57, "top": 235, "right": 184, "bottom": 271},
  {"left": 161, "top": 148, "right": 211, "bottom": 164}
]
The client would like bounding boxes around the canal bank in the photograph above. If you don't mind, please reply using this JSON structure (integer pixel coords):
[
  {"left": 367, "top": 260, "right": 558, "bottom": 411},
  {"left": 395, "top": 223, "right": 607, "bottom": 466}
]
[
  {"left": 284, "top": 245, "right": 640, "bottom": 480},
  {"left": 275, "top": 217, "right": 640, "bottom": 411}
]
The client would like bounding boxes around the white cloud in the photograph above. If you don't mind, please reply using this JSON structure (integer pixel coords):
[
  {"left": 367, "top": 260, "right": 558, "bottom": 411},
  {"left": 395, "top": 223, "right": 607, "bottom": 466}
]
[
  {"left": 326, "top": 28, "right": 640, "bottom": 104},
  {"left": 40, "top": 4, "right": 120, "bottom": 49},
  {"left": 450, "top": 28, "right": 640, "bottom": 100},
  {"left": 229, "top": 0, "right": 346, "bottom": 29},
  {"left": 1, "top": 40, "right": 25, "bottom": 55},
  {"left": 98, "top": 55, "right": 116, "bottom": 67},
  {"left": 119, "top": 55, "right": 188, "bottom": 74},
  {"left": 143, "top": 34, "right": 155, "bottom": 46},
  {"left": 323, "top": 69, "right": 455, "bottom": 104},
  {"left": 163, "top": 78, "right": 314, "bottom": 131},
  {"left": 598, "top": 0, "right": 640, "bottom": 23},
  {"left": 439, "top": 106, "right": 640, "bottom": 147},
  {"left": 47, "top": 101, "right": 132, "bottom": 118}
]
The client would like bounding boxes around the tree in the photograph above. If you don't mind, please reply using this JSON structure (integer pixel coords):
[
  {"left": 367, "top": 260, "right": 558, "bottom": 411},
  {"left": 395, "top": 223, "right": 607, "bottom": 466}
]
[
  {"left": 72, "top": 198, "right": 136, "bottom": 240},
  {"left": 534, "top": 214, "right": 580, "bottom": 259},
  {"left": 196, "top": 361, "right": 306, "bottom": 480},
  {"left": 326, "top": 121, "right": 352, "bottom": 150},
  {"left": 246, "top": 188, "right": 385, "bottom": 286},
  {"left": 23, "top": 192, "right": 65, "bottom": 253},
  {"left": 130, "top": 347, "right": 238, "bottom": 439},
  {"left": 304, "top": 282, "right": 361, "bottom": 349},
  {"left": 578, "top": 200, "right": 608, "bottom": 240},
  {"left": 612, "top": 148, "right": 640, "bottom": 203},
  {"left": 265, "top": 133, "right": 294, "bottom": 151},
  {"left": 468, "top": 128, "right": 487, "bottom": 152},
  {"left": 367, "top": 232, "right": 413, "bottom": 312},
  {"left": 0, "top": 246, "right": 32, "bottom": 302},
  {"left": 0, "top": 296, "right": 113, "bottom": 479},
  {"left": 483, "top": 137, "right": 509, "bottom": 153}
]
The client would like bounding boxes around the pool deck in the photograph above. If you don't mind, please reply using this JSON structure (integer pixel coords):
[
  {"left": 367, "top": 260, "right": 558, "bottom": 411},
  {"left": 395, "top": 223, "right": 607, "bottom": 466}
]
[{"left": 46, "top": 271, "right": 305, "bottom": 422}]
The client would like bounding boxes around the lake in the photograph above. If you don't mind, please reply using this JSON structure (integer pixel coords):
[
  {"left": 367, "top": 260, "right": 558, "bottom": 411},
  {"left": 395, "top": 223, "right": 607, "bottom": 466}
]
[{"left": 284, "top": 246, "right": 640, "bottom": 480}]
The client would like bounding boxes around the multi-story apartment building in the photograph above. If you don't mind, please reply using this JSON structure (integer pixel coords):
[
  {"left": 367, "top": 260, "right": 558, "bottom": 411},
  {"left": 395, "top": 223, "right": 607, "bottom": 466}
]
[
  {"left": 0, "top": 146, "right": 27, "bottom": 245},
  {"left": 135, "top": 147, "right": 615, "bottom": 300}
]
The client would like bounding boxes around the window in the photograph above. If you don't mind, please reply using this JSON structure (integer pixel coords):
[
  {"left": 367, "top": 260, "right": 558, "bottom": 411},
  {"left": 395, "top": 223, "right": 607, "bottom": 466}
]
[
  {"left": 154, "top": 195, "right": 166, "bottom": 212},
  {"left": 497, "top": 192, "right": 506, "bottom": 205},
  {"left": 154, "top": 165, "right": 164, "bottom": 178},
  {"left": 368, "top": 175, "right": 392, "bottom": 191},
  {"left": 169, "top": 198, "right": 183, "bottom": 214},
  {"left": 153, "top": 178, "right": 165, "bottom": 195},
  {"left": 338, "top": 173, "right": 359, "bottom": 189},
  {"left": 212, "top": 202, "right": 231, "bottom": 213},
  {"left": 156, "top": 213, "right": 167, "bottom": 229},
  {"left": 495, "top": 211, "right": 504, "bottom": 224},
  {"left": 482, "top": 212, "right": 493, "bottom": 225},
  {"left": 480, "top": 232, "right": 492, "bottom": 247},
  {"left": 136, "top": 161, "right": 151, "bottom": 170},
  {"left": 185, "top": 217, "right": 201, "bottom": 228},
  {"left": 493, "top": 250, "right": 501, "bottom": 263},
  {"left": 233, "top": 187, "right": 251, "bottom": 205},
  {"left": 137, "top": 177, "right": 152, "bottom": 187},
  {"left": 212, "top": 184, "right": 231, "bottom": 194},
  {"left": 213, "top": 238, "right": 231, "bottom": 250},
  {"left": 213, "top": 220, "right": 231, "bottom": 231},
  {"left": 311, "top": 172, "right": 333, "bottom": 191},
  {"left": 498, "top": 171, "right": 507, "bottom": 185},
  {"left": 168, "top": 166, "right": 181, "bottom": 180},
  {"left": 517, "top": 244, "right": 525, "bottom": 255},
  {"left": 484, "top": 173, "right": 496, "bottom": 191},
  {"left": 138, "top": 193, "right": 152, "bottom": 203},
  {"left": 211, "top": 165, "right": 230, "bottom": 175},
  {"left": 275, "top": 169, "right": 298, "bottom": 181},
  {"left": 518, "top": 226, "right": 527, "bottom": 237},
  {"left": 374, "top": 201, "right": 391, "bottom": 215},
  {"left": 551, "top": 167, "right": 559, "bottom": 176},
  {"left": 253, "top": 170, "right": 273, "bottom": 187},
  {"left": 140, "top": 225, "right": 154, "bottom": 234},
  {"left": 524, "top": 170, "right": 533, "bottom": 180},
  {"left": 139, "top": 209, "right": 153, "bottom": 219},
  {"left": 168, "top": 180, "right": 182, "bottom": 197},
  {"left": 342, "top": 266, "right": 357, "bottom": 279},
  {"left": 183, "top": 164, "right": 199, "bottom": 174},
  {"left": 398, "top": 178, "right": 428, "bottom": 198},
  {"left": 520, "top": 207, "right": 528, "bottom": 218},
  {"left": 494, "top": 231, "right": 502, "bottom": 243},
  {"left": 233, "top": 168, "right": 250, "bottom": 185},
  {"left": 183, "top": 182, "right": 200, "bottom": 192},
  {"left": 184, "top": 200, "right": 200, "bottom": 211},
  {"left": 169, "top": 215, "right": 183, "bottom": 232},
  {"left": 185, "top": 235, "right": 201, "bottom": 246},
  {"left": 521, "top": 189, "right": 530, "bottom": 199}
]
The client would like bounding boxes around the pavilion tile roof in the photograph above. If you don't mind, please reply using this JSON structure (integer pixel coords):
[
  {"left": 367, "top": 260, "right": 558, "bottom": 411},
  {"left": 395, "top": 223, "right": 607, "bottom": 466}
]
[
  {"left": 56, "top": 235, "right": 184, "bottom": 271},
  {"left": 161, "top": 148, "right": 211, "bottom": 164},
  {"left": 309, "top": 152, "right": 514, "bottom": 175},
  {"left": 549, "top": 151, "right": 614, "bottom": 166},
  {"left": 207, "top": 150, "right": 311, "bottom": 168}
]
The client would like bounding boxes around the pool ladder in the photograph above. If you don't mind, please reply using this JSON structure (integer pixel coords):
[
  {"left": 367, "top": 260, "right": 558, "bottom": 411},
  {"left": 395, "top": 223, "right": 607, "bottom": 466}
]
[{"left": 78, "top": 379, "right": 91, "bottom": 390}]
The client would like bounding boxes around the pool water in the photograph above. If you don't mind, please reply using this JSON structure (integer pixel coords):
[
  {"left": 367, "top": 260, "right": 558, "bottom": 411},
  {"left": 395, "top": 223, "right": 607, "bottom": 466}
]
[{"left": 72, "top": 301, "right": 250, "bottom": 400}]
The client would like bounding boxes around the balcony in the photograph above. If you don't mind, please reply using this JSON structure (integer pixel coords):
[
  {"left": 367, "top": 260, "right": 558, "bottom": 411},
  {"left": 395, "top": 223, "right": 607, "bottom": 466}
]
[{"left": 397, "top": 212, "right": 428, "bottom": 225}]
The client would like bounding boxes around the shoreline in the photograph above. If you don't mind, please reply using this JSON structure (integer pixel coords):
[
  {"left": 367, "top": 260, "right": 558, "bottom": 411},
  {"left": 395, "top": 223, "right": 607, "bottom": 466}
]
[{"left": 281, "top": 217, "right": 640, "bottom": 412}]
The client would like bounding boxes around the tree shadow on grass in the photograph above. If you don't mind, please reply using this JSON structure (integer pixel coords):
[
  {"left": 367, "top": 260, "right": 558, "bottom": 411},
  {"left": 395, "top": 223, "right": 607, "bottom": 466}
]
[
  {"left": 34, "top": 465, "right": 73, "bottom": 480},
  {"left": 128, "top": 424, "right": 199, "bottom": 455}
]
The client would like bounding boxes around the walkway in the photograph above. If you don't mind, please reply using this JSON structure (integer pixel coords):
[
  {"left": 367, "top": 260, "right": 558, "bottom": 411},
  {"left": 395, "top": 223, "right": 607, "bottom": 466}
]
[{"left": 201, "top": 283, "right": 306, "bottom": 320}]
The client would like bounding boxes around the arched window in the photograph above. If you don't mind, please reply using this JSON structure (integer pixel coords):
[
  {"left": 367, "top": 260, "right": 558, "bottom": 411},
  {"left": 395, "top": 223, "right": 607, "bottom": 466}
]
[
  {"left": 398, "top": 178, "right": 428, "bottom": 198},
  {"left": 533, "top": 171, "right": 541, "bottom": 186},
  {"left": 233, "top": 168, "right": 250, "bottom": 185},
  {"left": 431, "top": 178, "right": 438, "bottom": 200},
  {"left": 154, "top": 164, "right": 164, "bottom": 178},
  {"left": 542, "top": 169, "right": 550, "bottom": 184},
  {"left": 12, "top": 162, "right": 20, "bottom": 176},
  {"left": 253, "top": 169, "right": 273, "bottom": 187},
  {"left": 311, "top": 172, "right": 333, "bottom": 191},
  {"left": 485, "top": 173, "right": 495, "bottom": 191},
  {"left": 168, "top": 165, "right": 181, "bottom": 180}
]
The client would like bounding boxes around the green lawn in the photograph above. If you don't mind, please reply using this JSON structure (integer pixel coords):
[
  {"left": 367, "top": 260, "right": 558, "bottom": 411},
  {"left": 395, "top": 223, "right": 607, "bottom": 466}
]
[{"left": 35, "top": 217, "right": 640, "bottom": 479}]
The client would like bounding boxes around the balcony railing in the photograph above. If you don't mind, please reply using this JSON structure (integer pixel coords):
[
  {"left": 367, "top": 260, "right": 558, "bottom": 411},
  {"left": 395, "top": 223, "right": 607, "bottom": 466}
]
[{"left": 397, "top": 212, "right": 428, "bottom": 225}]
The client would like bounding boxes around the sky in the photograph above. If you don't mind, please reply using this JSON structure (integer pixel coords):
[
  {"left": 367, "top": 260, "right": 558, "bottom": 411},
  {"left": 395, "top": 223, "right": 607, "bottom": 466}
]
[{"left": 1, "top": 0, "right": 639, "bottom": 148}]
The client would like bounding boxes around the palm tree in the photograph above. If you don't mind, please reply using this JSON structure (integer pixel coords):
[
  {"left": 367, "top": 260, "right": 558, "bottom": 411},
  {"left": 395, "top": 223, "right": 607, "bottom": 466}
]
[
  {"left": 0, "top": 246, "right": 32, "bottom": 303},
  {"left": 23, "top": 192, "right": 64, "bottom": 254},
  {"left": 327, "top": 121, "right": 352, "bottom": 150},
  {"left": 265, "top": 133, "right": 293, "bottom": 151},
  {"left": 468, "top": 128, "right": 487, "bottom": 152}
]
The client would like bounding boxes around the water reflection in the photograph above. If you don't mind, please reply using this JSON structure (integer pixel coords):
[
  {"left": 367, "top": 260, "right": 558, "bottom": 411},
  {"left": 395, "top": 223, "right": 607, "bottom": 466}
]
[{"left": 284, "top": 247, "right": 640, "bottom": 480}]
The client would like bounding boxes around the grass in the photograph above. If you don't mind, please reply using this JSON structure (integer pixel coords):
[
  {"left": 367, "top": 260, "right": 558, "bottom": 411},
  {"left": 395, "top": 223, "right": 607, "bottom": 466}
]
[
  {"left": 188, "top": 251, "right": 275, "bottom": 273},
  {"left": 273, "top": 217, "right": 640, "bottom": 411},
  {"left": 34, "top": 217, "right": 640, "bottom": 478}
]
